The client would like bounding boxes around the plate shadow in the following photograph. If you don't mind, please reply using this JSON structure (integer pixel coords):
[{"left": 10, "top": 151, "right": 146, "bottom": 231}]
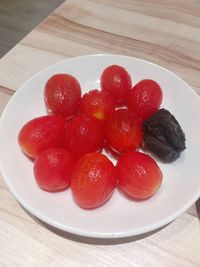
[{"left": 20, "top": 204, "right": 170, "bottom": 245}]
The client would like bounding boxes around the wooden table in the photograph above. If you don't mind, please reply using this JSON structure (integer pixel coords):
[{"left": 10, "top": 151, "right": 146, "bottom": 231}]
[{"left": 0, "top": 1, "right": 200, "bottom": 266}]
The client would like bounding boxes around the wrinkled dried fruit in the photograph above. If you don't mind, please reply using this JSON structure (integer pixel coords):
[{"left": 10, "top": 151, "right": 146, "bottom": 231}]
[{"left": 143, "top": 108, "right": 186, "bottom": 162}]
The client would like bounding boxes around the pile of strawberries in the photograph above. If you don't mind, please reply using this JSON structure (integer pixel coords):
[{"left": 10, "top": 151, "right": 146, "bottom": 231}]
[{"left": 18, "top": 65, "right": 163, "bottom": 209}]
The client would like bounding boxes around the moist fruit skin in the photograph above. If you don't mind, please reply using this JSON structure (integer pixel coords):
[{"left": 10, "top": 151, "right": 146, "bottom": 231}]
[
  {"left": 71, "top": 152, "right": 117, "bottom": 209},
  {"left": 106, "top": 108, "right": 143, "bottom": 154},
  {"left": 44, "top": 74, "right": 81, "bottom": 119},
  {"left": 117, "top": 151, "right": 163, "bottom": 199},
  {"left": 63, "top": 118, "right": 73, "bottom": 151},
  {"left": 65, "top": 114, "right": 105, "bottom": 159},
  {"left": 128, "top": 79, "right": 163, "bottom": 120},
  {"left": 18, "top": 115, "right": 65, "bottom": 158},
  {"left": 100, "top": 65, "right": 132, "bottom": 106},
  {"left": 34, "top": 148, "right": 74, "bottom": 192},
  {"left": 80, "top": 89, "right": 115, "bottom": 121},
  {"left": 143, "top": 108, "right": 186, "bottom": 162}
]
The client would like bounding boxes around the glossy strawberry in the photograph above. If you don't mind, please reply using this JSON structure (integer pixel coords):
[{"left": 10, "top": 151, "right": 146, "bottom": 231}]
[
  {"left": 117, "top": 151, "right": 163, "bottom": 199},
  {"left": 128, "top": 79, "right": 163, "bottom": 120},
  {"left": 106, "top": 109, "right": 143, "bottom": 154},
  {"left": 80, "top": 89, "right": 115, "bottom": 121},
  {"left": 18, "top": 115, "right": 65, "bottom": 158},
  {"left": 100, "top": 65, "right": 132, "bottom": 105},
  {"left": 71, "top": 152, "right": 117, "bottom": 209},
  {"left": 34, "top": 148, "right": 74, "bottom": 192},
  {"left": 65, "top": 114, "right": 105, "bottom": 159},
  {"left": 44, "top": 74, "right": 81, "bottom": 119},
  {"left": 63, "top": 118, "right": 73, "bottom": 151}
]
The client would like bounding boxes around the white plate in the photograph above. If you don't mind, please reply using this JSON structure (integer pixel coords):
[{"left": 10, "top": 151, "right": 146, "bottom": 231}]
[{"left": 0, "top": 54, "right": 200, "bottom": 239}]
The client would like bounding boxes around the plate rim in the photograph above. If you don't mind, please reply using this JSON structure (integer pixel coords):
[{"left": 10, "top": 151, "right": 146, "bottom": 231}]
[{"left": 0, "top": 53, "right": 200, "bottom": 239}]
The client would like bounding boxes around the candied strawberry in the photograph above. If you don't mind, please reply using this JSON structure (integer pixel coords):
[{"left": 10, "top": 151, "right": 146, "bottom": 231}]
[
  {"left": 100, "top": 65, "right": 132, "bottom": 105},
  {"left": 65, "top": 114, "right": 105, "bottom": 159},
  {"left": 44, "top": 74, "right": 81, "bottom": 119},
  {"left": 18, "top": 115, "right": 65, "bottom": 158},
  {"left": 34, "top": 148, "right": 74, "bottom": 192},
  {"left": 63, "top": 118, "right": 73, "bottom": 151},
  {"left": 117, "top": 151, "right": 163, "bottom": 199},
  {"left": 80, "top": 89, "right": 115, "bottom": 121},
  {"left": 106, "top": 109, "right": 143, "bottom": 154},
  {"left": 128, "top": 79, "right": 163, "bottom": 120},
  {"left": 71, "top": 152, "right": 117, "bottom": 209}
]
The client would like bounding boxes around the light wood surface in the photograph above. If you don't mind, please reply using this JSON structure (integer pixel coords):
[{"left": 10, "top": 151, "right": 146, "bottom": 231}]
[{"left": 0, "top": 1, "right": 200, "bottom": 266}]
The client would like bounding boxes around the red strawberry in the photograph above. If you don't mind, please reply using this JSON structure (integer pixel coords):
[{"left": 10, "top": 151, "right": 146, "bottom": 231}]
[
  {"left": 18, "top": 115, "right": 65, "bottom": 158},
  {"left": 117, "top": 151, "right": 163, "bottom": 199},
  {"left": 128, "top": 79, "right": 163, "bottom": 120},
  {"left": 65, "top": 114, "right": 105, "bottom": 159},
  {"left": 44, "top": 74, "right": 81, "bottom": 119},
  {"left": 80, "top": 89, "right": 115, "bottom": 121},
  {"left": 106, "top": 109, "right": 142, "bottom": 154},
  {"left": 71, "top": 152, "right": 117, "bottom": 209},
  {"left": 34, "top": 148, "right": 74, "bottom": 192},
  {"left": 101, "top": 65, "right": 132, "bottom": 106}
]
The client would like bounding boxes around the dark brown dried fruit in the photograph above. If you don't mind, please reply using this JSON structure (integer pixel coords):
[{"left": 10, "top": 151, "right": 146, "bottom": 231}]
[{"left": 143, "top": 108, "right": 186, "bottom": 162}]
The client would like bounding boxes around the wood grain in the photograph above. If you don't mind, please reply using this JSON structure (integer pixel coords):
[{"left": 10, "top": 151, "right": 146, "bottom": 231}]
[
  {"left": 0, "top": 86, "right": 13, "bottom": 114},
  {"left": 0, "top": 0, "right": 200, "bottom": 92},
  {"left": 0, "top": 1, "right": 199, "bottom": 266}
]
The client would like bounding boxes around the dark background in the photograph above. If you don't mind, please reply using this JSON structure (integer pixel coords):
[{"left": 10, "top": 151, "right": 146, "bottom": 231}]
[{"left": 0, "top": 0, "right": 64, "bottom": 58}]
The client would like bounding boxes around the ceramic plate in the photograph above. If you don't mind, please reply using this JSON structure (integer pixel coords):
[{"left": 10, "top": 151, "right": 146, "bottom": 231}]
[{"left": 0, "top": 54, "right": 200, "bottom": 238}]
